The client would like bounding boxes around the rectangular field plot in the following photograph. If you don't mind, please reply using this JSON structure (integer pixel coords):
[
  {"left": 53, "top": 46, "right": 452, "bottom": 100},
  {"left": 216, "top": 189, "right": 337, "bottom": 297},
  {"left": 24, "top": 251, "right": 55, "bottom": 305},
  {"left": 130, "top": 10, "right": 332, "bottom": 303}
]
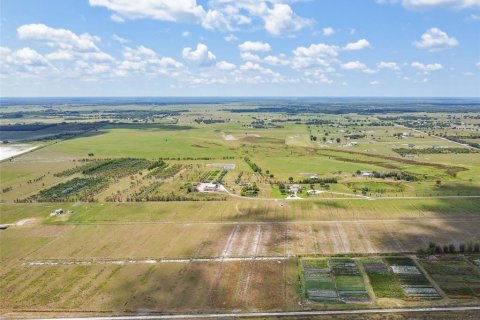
[
  {"left": 419, "top": 256, "right": 480, "bottom": 298},
  {"left": 329, "top": 258, "right": 371, "bottom": 303},
  {"left": 1, "top": 260, "right": 299, "bottom": 312},
  {"left": 385, "top": 257, "right": 441, "bottom": 299},
  {"left": 302, "top": 259, "right": 339, "bottom": 302},
  {"left": 360, "top": 258, "right": 404, "bottom": 298},
  {"left": 301, "top": 258, "right": 370, "bottom": 303}
]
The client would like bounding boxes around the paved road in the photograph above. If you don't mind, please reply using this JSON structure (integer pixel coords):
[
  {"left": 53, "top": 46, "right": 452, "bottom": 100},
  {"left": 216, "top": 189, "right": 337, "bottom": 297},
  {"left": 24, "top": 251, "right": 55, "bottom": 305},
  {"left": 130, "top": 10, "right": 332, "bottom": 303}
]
[
  {"left": 15, "top": 306, "right": 480, "bottom": 320},
  {"left": 395, "top": 124, "right": 480, "bottom": 151}
]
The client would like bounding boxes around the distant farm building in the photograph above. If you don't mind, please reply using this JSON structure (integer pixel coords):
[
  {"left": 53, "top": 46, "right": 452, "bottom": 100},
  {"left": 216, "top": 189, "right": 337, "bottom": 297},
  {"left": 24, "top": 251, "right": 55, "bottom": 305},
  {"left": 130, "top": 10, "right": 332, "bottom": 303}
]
[
  {"left": 50, "top": 208, "right": 64, "bottom": 216},
  {"left": 206, "top": 163, "right": 236, "bottom": 170},
  {"left": 289, "top": 184, "right": 302, "bottom": 194},
  {"left": 196, "top": 182, "right": 224, "bottom": 192},
  {"left": 360, "top": 171, "right": 373, "bottom": 177}
]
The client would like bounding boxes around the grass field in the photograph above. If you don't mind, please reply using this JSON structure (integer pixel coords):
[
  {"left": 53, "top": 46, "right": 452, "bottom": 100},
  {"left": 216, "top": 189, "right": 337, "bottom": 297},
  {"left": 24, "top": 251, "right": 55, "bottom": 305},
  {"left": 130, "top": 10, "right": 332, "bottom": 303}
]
[{"left": 1, "top": 103, "right": 480, "bottom": 316}]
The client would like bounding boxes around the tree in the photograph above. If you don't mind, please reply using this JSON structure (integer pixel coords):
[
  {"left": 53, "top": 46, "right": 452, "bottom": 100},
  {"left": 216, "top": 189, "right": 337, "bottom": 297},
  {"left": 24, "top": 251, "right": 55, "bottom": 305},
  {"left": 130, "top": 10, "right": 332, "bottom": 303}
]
[{"left": 336, "top": 138, "right": 341, "bottom": 143}]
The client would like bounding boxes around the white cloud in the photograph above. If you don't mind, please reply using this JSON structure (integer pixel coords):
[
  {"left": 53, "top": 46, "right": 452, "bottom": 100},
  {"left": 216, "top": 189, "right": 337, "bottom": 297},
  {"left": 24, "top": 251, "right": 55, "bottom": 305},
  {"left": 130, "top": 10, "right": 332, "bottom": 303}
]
[
  {"left": 216, "top": 60, "right": 236, "bottom": 70},
  {"left": 341, "top": 60, "right": 367, "bottom": 70},
  {"left": 112, "top": 33, "right": 129, "bottom": 44},
  {"left": 224, "top": 34, "right": 238, "bottom": 42},
  {"left": 16, "top": 23, "right": 115, "bottom": 65},
  {"left": 182, "top": 31, "right": 190, "bottom": 37},
  {"left": 264, "top": 3, "right": 312, "bottom": 36},
  {"left": 467, "top": 14, "right": 480, "bottom": 21},
  {"left": 344, "top": 39, "right": 371, "bottom": 51},
  {"left": 411, "top": 61, "right": 443, "bottom": 72},
  {"left": 15, "top": 47, "right": 50, "bottom": 66},
  {"left": 414, "top": 28, "right": 458, "bottom": 51},
  {"left": 264, "top": 54, "right": 290, "bottom": 66},
  {"left": 116, "top": 45, "right": 183, "bottom": 77},
  {"left": 240, "top": 52, "right": 261, "bottom": 62},
  {"left": 0, "top": 46, "right": 54, "bottom": 76},
  {"left": 89, "top": 0, "right": 312, "bottom": 36},
  {"left": 322, "top": 27, "right": 335, "bottom": 36},
  {"left": 341, "top": 60, "right": 376, "bottom": 73},
  {"left": 17, "top": 24, "right": 99, "bottom": 51},
  {"left": 238, "top": 41, "right": 271, "bottom": 52},
  {"left": 89, "top": 0, "right": 207, "bottom": 23},
  {"left": 182, "top": 43, "right": 216, "bottom": 66},
  {"left": 292, "top": 43, "right": 339, "bottom": 70},
  {"left": 377, "top": 61, "right": 400, "bottom": 71},
  {"left": 376, "top": 0, "right": 480, "bottom": 9},
  {"left": 370, "top": 80, "right": 380, "bottom": 85}
]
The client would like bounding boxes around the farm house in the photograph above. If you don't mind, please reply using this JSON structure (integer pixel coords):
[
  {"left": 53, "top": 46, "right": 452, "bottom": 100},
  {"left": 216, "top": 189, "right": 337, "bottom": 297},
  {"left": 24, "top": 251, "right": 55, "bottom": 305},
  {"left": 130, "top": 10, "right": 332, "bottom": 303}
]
[{"left": 289, "top": 184, "right": 302, "bottom": 194}]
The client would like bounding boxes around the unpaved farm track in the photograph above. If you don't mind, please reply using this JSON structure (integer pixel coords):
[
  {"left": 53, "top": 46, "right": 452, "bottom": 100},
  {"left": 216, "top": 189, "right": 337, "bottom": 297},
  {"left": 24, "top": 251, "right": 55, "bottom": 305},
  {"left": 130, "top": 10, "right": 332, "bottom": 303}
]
[{"left": 12, "top": 306, "right": 480, "bottom": 320}]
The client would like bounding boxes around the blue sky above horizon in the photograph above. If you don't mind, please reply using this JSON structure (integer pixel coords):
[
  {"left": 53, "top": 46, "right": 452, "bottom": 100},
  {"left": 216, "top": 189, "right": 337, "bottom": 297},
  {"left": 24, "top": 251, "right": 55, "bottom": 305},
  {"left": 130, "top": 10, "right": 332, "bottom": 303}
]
[{"left": 0, "top": 0, "right": 479, "bottom": 97}]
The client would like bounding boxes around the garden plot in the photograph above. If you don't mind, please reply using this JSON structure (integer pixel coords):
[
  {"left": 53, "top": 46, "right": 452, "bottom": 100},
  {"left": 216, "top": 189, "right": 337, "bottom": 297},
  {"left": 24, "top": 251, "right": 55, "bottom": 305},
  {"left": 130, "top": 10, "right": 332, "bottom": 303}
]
[
  {"left": 419, "top": 256, "right": 480, "bottom": 298},
  {"left": 199, "top": 170, "right": 221, "bottom": 183},
  {"left": 386, "top": 257, "right": 441, "bottom": 299},
  {"left": 329, "top": 258, "right": 371, "bottom": 303},
  {"left": 360, "top": 258, "right": 404, "bottom": 298},
  {"left": 302, "top": 259, "right": 340, "bottom": 302},
  {"left": 302, "top": 258, "right": 370, "bottom": 303},
  {"left": 30, "top": 177, "right": 108, "bottom": 202}
]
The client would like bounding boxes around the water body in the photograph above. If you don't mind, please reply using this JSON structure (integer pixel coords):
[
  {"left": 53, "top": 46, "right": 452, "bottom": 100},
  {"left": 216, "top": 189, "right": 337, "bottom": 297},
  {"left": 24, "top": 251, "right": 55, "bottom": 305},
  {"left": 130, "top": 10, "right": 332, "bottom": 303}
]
[{"left": 0, "top": 144, "right": 37, "bottom": 161}]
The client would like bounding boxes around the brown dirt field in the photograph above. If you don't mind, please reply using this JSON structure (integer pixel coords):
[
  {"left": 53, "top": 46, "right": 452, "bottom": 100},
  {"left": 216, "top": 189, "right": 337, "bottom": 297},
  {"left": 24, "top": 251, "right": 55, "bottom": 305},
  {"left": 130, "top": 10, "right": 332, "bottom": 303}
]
[{"left": 0, "top": 261, "right": 300, "bottom": 313}]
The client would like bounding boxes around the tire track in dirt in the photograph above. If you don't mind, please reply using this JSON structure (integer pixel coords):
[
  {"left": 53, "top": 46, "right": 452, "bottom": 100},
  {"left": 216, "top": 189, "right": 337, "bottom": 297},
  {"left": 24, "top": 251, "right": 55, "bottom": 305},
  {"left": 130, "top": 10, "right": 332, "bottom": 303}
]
[
  {"left": 315, "top": 224, "right": 329, "bottom": 254},
  {"left": 335, "top": 224, "right": 351, "bottom": 253},
  {"left": 249, "top": 225, "right": 262, "bottom": 256},
  {"left": 285, "top": 225, "right": 293, "bottom": 257},
  {"left": 240, "top": 225, "right": 263, "bottom": 303},
  {"left": 329, "top": 223, "right": 346, "bottom": 254},
  {"left": 221, "top": 225, "right": 239, "bottom": 258},
  {"left": 309, "top": 225, "right": 319, "bottom": 254},
  {"left": 237, "top": 225, "right": 253, "bottom": 256},
  {"left": 355, "top": 222, "right": 376, "bottom": 253}
]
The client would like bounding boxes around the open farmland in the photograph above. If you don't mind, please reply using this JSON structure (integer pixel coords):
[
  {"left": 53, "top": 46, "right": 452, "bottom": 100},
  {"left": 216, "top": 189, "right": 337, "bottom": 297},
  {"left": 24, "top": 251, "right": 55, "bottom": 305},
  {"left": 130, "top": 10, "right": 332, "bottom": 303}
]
[{"left": 1, "top": 99, "right": 480, "bottom": 318}]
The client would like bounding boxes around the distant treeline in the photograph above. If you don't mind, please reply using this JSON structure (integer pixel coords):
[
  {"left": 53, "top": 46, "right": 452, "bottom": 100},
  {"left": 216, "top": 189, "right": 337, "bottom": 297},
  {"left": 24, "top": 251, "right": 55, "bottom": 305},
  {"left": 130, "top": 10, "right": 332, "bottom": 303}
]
[
  {"left": 244, "top": 157, "right": 262, "bottom": 174},
  {"left": 393, "top": 147, "right": 475, "bottom": 156},
  {"left": 224, "top": 102, "right": 480, "bottom": 115},
  {"left": 445, "top": 136, "right": 480, "bottom": 149},
  {"left": 158, "top": 156, "right": 236, "bottom": 160}
]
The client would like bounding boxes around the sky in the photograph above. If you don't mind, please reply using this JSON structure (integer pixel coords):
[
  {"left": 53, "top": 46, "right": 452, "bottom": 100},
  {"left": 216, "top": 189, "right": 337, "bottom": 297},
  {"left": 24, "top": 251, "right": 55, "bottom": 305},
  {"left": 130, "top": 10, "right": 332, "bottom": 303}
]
[{"left": 0, "top": 0, "right": 479, "bottom": 97}]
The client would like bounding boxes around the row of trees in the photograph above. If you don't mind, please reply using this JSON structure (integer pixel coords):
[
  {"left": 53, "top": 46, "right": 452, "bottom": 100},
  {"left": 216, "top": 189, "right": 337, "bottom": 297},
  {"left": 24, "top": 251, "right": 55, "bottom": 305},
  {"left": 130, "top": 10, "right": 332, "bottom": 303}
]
[{"left": 418, "top": 241, "right": 480, "bottom": 255}]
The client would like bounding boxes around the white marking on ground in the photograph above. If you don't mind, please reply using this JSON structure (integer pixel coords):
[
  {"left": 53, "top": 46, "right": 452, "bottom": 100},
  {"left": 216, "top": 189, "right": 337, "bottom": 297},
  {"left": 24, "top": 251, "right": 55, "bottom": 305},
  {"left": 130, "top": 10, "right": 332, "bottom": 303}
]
[
  {"left": 23, "top": 256, "right": 288, "bottom": 266},
  {"left": 315, "top": 225, "right": 328, "bottom": 254},
  {"left": 236, "top": 225, "right": 251, "bottom": 256},
  {"left": 355, "top": 222, "right": 376, "bottom": 253},
  {"left": 336, "top": 223, "right": 351, "bottom": 253},
  {"left": 249, "top": 225, "right": 262, "bottom": 256},
  {"left": 285, "top": 225, "right": 293, "bottom": 257},
  {"left": 309, "top": 225, "right": 319, "bottom": 254},
  {"left": 222, "top": 225, "right": 239, "bottom": 258},
  {"left": 329, "top": 224, "right": 345, "bottom": 253}
]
